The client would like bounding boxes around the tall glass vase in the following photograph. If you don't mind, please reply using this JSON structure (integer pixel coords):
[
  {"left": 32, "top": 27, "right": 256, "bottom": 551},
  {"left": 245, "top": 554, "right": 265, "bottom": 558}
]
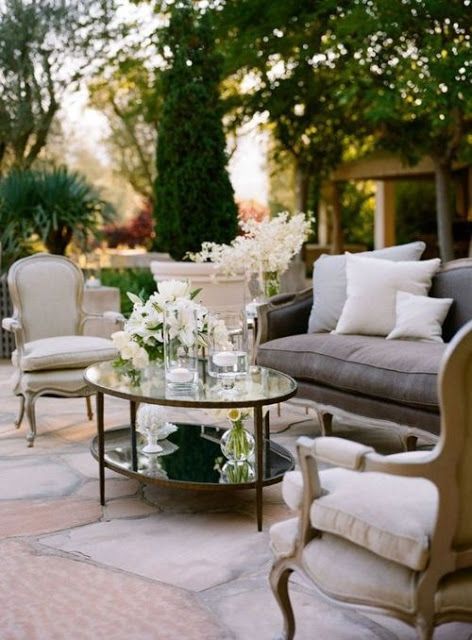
[{"left": 164, "top": 304, "right": 199, "bottom": 391}]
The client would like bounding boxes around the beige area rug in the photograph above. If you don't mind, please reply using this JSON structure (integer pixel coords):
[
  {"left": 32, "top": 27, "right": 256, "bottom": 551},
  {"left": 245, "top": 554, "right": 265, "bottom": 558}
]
[{"left": 1, "top": 360, "right": 471, "bottom": 640}]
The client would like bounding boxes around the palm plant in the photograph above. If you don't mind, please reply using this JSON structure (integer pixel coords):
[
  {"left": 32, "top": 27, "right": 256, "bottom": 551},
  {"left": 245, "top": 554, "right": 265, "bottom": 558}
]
[{"left": 0, "top": 167, "right": 115, "bottom": 271}]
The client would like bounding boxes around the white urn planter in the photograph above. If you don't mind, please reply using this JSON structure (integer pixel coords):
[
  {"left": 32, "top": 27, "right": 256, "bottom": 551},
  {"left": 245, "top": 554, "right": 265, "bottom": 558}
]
[{"left": 150, "top": 261, "right": 247, "bottom": 314}]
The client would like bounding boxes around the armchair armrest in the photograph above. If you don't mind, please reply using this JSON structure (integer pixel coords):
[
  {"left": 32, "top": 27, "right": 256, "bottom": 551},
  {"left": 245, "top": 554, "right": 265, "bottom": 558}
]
[
  {"left": 2, "top": 316, "right": 25, "bottom": 355},
  {"left": 2, "top": 317, "right": 21, "bottom": 332},
  {"left": 81, "top": 310, "right": 125, "bottom": 331},
  {"left": 303, "top": 435, "right": 439, "bottom": 480},
  {"left": 256, "top": 287, "right": 313, "bottom": 345}
]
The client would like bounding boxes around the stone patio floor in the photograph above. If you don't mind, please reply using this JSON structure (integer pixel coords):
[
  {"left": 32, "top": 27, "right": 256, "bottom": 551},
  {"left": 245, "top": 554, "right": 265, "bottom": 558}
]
[{"left": 1, "top": 359, "right": 471, "bottom": 640}]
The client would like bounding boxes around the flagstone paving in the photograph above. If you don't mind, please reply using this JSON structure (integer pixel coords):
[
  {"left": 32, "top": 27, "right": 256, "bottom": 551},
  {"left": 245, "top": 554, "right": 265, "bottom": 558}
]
[{"left": 1, "top": 359, "right": 471, "bottom": 639}]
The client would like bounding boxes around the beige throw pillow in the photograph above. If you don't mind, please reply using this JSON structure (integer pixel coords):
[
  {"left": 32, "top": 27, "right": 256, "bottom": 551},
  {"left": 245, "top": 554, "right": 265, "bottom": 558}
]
[
  {"left": 334, "top": 254, "right": 441, "bottom": 337},
  {"left": 386, "top": 291, "right": 453, "bottom": 343}
]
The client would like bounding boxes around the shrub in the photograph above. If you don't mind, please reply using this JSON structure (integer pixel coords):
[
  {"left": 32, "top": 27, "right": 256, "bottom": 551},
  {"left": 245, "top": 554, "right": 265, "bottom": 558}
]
[{"left": 100, "top": 268, "right": 156, "bottom": 316}]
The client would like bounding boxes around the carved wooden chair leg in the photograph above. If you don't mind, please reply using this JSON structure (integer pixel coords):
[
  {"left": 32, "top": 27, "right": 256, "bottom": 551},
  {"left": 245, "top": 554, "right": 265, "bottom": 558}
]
[
  {"left": 319, "top": 411, "right": 333, "bottom": 437},
  {"left": 415, "top": 613, "right": 434, "bottom": 640},
  {"left": 15, "top": 394, "right": 25, "bottom": 429},
  {"left": 24, "top": 392, "right": 37, "bottom": 447},
  {"left": 86, "top": 395, "right": 94, "bottom": 421},
  {"left": 270, "top": 561, "right": 295, "bottom": 640}
]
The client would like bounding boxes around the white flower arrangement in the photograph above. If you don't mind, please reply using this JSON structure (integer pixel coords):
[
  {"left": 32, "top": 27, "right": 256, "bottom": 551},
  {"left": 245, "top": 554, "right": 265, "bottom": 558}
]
[
  {"left": 111, "top": 279, "right": 225, "bottom": 371},
  {"left": 187, "top": 212, "right": 312, "bottom": 277}
]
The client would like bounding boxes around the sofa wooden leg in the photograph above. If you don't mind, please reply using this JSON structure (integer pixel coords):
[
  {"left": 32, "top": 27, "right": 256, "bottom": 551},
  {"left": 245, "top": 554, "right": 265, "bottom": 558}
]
[
  {"left": 319, "top": 411, "right": 333, "bottom": 437},
  {"left": 403, "top": 434, "right": 418, "bottom": 452}
]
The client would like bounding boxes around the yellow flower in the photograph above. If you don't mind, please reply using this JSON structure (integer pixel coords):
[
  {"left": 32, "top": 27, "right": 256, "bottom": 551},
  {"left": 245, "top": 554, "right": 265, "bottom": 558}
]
[{"left": 227, "top": 408, "right": 241, "bottom": 422}]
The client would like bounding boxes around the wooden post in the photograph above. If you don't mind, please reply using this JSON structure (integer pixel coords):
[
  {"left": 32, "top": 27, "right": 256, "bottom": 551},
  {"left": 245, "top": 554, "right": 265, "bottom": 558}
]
[{"left": 374, "top": 180, "right": 396, "bottom": 248}]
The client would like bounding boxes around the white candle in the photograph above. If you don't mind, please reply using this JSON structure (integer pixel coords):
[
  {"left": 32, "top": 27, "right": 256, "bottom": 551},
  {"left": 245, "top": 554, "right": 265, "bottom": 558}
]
[
  {"left": 167, "top": 367, "right": 194, "bottom": 383},
  {"left": 213, "top": 351, "right": 238, "bottom": 367},
  {"left": 86, "top": 276, "right": 101, "bottom": 288}
]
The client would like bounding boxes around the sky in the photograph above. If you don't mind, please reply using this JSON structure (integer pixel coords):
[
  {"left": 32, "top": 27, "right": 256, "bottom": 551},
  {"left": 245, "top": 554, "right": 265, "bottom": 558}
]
[{"left": 60, "top": 89, "right": 269, "bottom": 206}]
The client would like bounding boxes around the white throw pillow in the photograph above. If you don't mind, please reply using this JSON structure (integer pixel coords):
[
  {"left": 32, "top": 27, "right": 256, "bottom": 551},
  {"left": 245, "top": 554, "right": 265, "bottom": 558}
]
[
  {"left": 386, "top": 291, "right": 453, "bottom": 343},
  {"left": 307, "top": 241, "right": 426, "bottom": 333},
  {"left": 334, "top": 254, "right": 441, "bottom": 336}
]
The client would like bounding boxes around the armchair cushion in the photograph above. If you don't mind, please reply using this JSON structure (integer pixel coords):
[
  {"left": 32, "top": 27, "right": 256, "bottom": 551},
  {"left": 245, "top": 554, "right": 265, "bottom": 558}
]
[
  {"left": 310, "top": 467, "right": 436, "bottom": 571},
  {"left": 13, "top": 336, "right": 117, "bottom": 372}
]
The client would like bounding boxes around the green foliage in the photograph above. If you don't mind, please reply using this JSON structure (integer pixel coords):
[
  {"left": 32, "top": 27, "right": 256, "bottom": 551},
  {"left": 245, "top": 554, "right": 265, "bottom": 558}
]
[
  {"left": 340, "top": 182, "right": 375, "bottom": 249},
  {"left": 89, "top": 59, "right": 159, "bottom": 200},
  {"left": 0, "top": 0, "right": 117, "bottom": 173},
  {"left": 100, "top": 268, "right": 156, "bottom": 317},
  {"left": 154, "top": 0, "right": 238, "bottom": 260},
  {"left": 0, "top": 167, "right": 114, "bottom": 268},
  {"left": 395, "top": 181, "right": 438, "bottom": 246}
]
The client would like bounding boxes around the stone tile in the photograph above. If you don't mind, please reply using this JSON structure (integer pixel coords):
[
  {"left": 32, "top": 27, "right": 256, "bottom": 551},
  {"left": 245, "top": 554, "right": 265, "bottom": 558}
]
[
  {"left": 202, "top": 576, "right": 396, "bottom": 640},
  {"left": 103, "top": 496, "right": 158, "bottom": 519},
  {"left": 0, "top": 498, "right": 101, "bottom": 538},
  {"left": 60, "top": 451, "right": 124, "bottom": 480},
  {"left": 0, "top": 457, "right": 82, "bottom": 500},
  {"left": 0, "top": 539, "right": 229, "bottom": 640},
  {"left": 75, "top": 478, "right": 140, "bottom": 499},
  {"left": 41, "top": 512, "right": 272, "bottom": 592}
]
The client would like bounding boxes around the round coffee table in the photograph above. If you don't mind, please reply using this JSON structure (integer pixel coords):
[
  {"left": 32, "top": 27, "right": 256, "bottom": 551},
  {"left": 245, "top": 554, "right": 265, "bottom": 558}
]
[{"left": 84, "top": 362, "right": 297, "bottom": 530}]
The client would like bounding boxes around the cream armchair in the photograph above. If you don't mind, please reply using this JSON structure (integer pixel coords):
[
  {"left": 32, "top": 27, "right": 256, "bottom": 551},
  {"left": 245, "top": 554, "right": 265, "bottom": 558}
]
[
  {"left": 2, "top": 254, "right": 123, "bottom": 446},
  {"left": 270, "top": 319, "right": 472, "bottom": 640}
]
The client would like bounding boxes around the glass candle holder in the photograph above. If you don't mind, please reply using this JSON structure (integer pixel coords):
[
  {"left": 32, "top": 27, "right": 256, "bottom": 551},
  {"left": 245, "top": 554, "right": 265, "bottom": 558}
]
[
  {"left": 164, "top": 304, "right": 199, "bottom": 391},
  {"left": 207, "top": 311, "right": 248, "bottom": 394}
]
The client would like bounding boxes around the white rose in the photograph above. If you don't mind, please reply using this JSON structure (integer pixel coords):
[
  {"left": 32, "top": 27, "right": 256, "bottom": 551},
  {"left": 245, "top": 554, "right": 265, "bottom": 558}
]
[
  {"left": 132, "top": 346, "right": 149, "bottom": 369},
  {"left": 112, "top": 331, "right": 131, "bottom": 351},
  {"left": 121, "top": 340, "right": 139, "bottom": 360}
]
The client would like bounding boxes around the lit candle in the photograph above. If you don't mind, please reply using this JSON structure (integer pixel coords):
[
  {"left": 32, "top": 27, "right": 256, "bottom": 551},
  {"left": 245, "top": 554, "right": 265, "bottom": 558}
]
[
  {"left": 213, "top": 351, "right": 238, "bottom": 367},
  {"left": 86, "top": 275, "right": 101, "bottom": 288},
  {"left": 167, "top": 367, "right": 194, "bottom": 383}
]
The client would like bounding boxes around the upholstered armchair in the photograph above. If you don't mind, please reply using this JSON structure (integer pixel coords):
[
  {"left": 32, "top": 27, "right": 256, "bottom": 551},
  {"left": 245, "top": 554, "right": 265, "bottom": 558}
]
[
  {"left": 270, "top": 319, "right": 472, "bottom": 640},
  {"left": 2, "top": 254, "right": 122, "bottom": 446}
]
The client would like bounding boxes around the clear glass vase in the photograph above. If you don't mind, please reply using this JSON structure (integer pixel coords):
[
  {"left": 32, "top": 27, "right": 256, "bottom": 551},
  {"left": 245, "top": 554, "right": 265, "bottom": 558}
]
[
  {"left": 219, "top": 460, "right": 255, "bottom": 484},
  {"left": 262, "top": 271, "right": 281, "bottom": 298},
  {"left": 220, "top": 423, "right": 255, "bottom": 462},
  {"left": 164, "top": 304, "right": 199, "bottom": 391}
]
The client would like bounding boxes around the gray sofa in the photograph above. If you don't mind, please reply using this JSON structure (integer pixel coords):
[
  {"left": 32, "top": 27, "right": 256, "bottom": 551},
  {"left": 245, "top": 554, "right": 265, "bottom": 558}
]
[{"left": 256, "top": 258, "right": 472, "bottom": 442}]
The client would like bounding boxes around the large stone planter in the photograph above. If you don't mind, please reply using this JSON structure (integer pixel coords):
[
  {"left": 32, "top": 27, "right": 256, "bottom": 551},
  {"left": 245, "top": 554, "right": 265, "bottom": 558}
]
[{"left": 150, "top": 261, "right": 247, "bottom": 313}]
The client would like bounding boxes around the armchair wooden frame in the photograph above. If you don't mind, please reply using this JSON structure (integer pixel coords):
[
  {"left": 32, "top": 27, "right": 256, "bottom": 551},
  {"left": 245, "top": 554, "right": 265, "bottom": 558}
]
[
  {"left": 2, "top": 254, "right": 123, "bottom": 446},
  {"left": 270, "top": 320, "right": 472, "bottom": 640}
]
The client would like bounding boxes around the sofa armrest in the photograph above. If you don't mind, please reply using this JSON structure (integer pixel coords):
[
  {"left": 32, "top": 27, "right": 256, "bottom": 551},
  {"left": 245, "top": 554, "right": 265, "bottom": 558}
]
[{"left": 256, "top": 287, "right": 313, "bottom": 345}]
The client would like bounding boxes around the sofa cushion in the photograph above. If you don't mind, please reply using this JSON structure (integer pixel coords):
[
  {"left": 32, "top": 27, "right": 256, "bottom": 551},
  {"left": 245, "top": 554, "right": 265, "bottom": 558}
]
[
  {"left": 257, "top": 333, "right": 445, "bottom": 410},
  {"left": 310, "top": 467, "right": 436, "bottom": 571},
  {"left": 13, "top": 336, "right": 117, "bottom": 372},
  {"left": 307, "top": 241, "right": 426, "bottom": 334}
]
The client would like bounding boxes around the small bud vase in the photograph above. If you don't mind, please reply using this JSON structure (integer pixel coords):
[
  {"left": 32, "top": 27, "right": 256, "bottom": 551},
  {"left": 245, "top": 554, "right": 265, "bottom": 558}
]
[{"left": 220, "top": 418, "right": 255, "bottom": 462}]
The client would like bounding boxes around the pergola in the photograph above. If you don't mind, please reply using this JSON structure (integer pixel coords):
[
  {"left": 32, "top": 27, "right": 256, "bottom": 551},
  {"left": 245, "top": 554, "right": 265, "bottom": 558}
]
[{"left": 317, "top": 152, "right": 472, "bottom": 253}]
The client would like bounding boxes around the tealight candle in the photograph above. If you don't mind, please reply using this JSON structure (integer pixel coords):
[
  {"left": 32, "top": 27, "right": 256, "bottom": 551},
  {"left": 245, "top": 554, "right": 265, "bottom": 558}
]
[
  {"left": 86, "top": 275, "right": 101, "bottom": 288},
  {"left": 167, "top": 367, "right": 194, "bottom": 384},
  {"left": 213, "top": 351, "right": 238, "bottom": 368}
]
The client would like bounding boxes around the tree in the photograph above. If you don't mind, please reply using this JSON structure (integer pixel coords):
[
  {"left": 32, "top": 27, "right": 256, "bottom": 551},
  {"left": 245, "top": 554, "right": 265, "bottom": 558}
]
[
  {"left": 89, "top": 60, "right": 159, "bottom": 201},
  {"left": 154, "top": 0, "right": 238, "bottom": 260},
  {"left": 216, "top": 0, "right": 362, "bottom": 214},
  {"left": 0, "top": 0, "right": 116, "bottom": 174},
  {"left": 336, "top": 0, "right": 472, "bottom": 260}
]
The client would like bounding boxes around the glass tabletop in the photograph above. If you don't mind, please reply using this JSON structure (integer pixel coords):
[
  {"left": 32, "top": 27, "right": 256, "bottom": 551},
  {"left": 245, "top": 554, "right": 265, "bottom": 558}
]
[{"left": 85, "top": 361, "right": 297, "bottom": 408}]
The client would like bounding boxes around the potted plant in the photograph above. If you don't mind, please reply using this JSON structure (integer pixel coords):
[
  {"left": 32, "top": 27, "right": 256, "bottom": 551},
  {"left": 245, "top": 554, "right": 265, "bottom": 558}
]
[{"left": 151, "top": 1, "right": 240, "bottom": 303}]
